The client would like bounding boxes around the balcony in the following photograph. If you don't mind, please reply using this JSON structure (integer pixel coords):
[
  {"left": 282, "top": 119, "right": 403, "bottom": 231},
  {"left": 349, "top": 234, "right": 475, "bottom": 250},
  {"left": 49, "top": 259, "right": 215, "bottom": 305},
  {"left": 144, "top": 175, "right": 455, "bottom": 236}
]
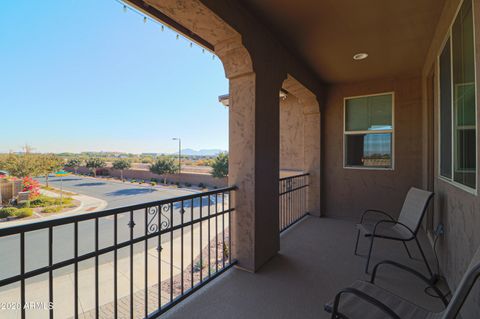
[
  {"left": 0, "top": 173, "right": 445, "bottom": 319},
  {"left": 0, "top": 173, "right": 311, "bottom": 318},
  {"left": 160, "top": 216, "right": 443, "bottom": 319},
  {"left": 2, "top": 0, "right": 480, "bottom": 317}
]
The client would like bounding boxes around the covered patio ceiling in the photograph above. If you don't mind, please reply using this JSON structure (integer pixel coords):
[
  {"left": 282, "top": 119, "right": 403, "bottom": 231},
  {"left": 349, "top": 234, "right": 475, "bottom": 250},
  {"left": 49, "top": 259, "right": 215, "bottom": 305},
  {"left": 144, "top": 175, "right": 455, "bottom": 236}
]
[{"left": 240, "top": 0, "right": 446, "bottom": 83}]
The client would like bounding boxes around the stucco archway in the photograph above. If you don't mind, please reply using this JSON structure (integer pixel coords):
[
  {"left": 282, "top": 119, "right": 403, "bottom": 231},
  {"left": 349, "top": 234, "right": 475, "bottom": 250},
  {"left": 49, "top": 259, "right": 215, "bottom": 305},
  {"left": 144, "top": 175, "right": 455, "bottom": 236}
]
[
  {"left": 281, "top": 75, "right": 321, "bottom": 216},
  {"left": 126, "top": 0, "right": 288, "bottom": 271}
]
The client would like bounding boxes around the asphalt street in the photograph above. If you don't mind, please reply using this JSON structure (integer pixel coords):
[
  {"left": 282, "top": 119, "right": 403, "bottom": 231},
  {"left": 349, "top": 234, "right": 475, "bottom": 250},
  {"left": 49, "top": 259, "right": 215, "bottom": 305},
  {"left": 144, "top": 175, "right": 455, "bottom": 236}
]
[{"left": 35, "top": 176, "right": 197, "bottom": 209}]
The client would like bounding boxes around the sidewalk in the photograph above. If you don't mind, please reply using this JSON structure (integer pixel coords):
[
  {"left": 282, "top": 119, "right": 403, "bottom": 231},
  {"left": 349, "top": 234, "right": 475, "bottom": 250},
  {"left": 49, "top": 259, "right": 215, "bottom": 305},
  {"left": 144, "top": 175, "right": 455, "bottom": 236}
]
[{"left": 0, "top": 218, "right": 228, "bottom": 319}]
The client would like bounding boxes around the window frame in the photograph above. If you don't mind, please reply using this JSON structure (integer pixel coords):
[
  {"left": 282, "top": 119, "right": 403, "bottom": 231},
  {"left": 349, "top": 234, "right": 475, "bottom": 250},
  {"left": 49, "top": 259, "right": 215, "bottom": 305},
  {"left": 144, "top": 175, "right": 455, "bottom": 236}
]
[
  {"left": 437, "top": 0, "right": 478, "bottom": 195},
  {"left": 343, "top": 91, "right": 395, "bottom": 170}
]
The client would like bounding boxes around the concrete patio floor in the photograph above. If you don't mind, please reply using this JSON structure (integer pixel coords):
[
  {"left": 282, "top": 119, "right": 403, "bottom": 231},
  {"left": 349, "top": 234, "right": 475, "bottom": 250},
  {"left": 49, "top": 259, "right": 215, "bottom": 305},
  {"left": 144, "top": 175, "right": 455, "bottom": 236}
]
[{"left": 161, "top": 216, "right": 447, "bottom": 319}]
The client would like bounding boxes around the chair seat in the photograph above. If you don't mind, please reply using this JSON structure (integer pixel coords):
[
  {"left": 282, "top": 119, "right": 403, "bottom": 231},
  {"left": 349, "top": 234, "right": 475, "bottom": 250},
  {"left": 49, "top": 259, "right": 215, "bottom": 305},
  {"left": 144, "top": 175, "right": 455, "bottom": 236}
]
[
  {"left": 325, "top": 280, "right": 433, "bottom": 319},
  {"left": 357, "top": 223, "right": 412, "bottom": 240}
]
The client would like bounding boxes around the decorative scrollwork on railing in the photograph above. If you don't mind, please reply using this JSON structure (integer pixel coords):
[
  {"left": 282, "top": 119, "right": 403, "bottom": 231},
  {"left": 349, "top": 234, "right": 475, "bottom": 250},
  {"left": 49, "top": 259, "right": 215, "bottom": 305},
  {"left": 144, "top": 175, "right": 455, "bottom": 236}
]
[
  {"left": 160, "top": 204, "right": 171, "bottom": 230},
  {"left": 146, "top": 205, "right": 171, "bottom": 234},
  {"left": 147, "top": 206, "right": 159, "bottom": 234}
]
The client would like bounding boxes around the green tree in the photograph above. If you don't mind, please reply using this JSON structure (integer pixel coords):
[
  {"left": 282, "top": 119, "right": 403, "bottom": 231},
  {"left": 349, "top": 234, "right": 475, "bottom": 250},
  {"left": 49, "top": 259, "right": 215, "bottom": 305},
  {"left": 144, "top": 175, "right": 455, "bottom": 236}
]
[
  {"left": 112, "top": 159, "right": 131, "bottom": 181},
  {"left": 85, "top": 158, "right": 106, "bottom": 177},
  {"left": 149, "top": 158, "right": 178, "bottom": 184},
  {"left": 65, "top": 158, "right": 83, "bottom": 174},
  {"left": 38, "top": 154, "right": 64, "bottom": 187},
  {"left": 210, "top": 153, "right": 228, "bottom": 178},
  {"left": 0, "top": 153, "right": 41, "bottom": 178}
]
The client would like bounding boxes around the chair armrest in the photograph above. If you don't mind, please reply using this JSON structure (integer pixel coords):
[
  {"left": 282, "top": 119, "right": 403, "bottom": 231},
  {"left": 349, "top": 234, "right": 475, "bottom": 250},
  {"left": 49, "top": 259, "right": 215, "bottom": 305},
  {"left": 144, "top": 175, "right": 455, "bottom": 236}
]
[
  {"left": 328, "top": 287, "right": 401, "bottom": 319},
  {"left": 369, "top": 260, "right": 449, "bottom": 307},
  {"left": 360, "top": 209, "right": 395, "bottom": 224},
  {"left": 372, "top": 220, "right": 415, "bottom": 238}
]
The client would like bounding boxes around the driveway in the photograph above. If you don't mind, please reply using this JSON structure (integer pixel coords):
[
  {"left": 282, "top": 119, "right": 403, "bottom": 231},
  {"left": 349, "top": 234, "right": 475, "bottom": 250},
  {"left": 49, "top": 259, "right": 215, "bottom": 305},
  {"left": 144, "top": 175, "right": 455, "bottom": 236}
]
[{"left": 35, "top": 175, "right": 197, "bottom": 209}]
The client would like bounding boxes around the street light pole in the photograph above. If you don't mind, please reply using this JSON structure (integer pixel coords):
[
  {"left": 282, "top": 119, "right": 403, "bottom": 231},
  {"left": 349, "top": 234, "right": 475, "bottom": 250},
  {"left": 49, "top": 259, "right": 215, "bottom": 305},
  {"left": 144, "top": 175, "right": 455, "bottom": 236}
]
[{"left": 172, "top": 138, "right": 181, "bottom": 174}]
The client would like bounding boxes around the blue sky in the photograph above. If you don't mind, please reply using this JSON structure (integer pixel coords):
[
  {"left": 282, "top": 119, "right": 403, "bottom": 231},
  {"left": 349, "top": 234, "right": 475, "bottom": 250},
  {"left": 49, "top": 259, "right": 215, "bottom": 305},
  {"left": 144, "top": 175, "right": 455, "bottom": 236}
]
[{"left": 0, "top": 0, "right": 229, "bottom": 154}]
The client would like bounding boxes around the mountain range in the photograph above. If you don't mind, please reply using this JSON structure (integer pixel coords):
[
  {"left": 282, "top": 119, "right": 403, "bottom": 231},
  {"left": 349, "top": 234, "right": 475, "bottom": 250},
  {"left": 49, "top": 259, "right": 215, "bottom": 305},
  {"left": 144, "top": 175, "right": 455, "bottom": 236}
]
[{"left": 179, "top": 149, "right": 225, "bottom": 156}]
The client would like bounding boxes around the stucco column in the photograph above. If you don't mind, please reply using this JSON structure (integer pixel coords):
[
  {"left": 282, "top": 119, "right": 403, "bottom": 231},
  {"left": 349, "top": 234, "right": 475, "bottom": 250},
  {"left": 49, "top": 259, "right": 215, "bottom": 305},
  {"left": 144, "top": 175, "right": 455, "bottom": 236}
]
[
  {"left": 303, "top": 101, "right": 321, "bottom": 216},
  {"left": 217, "top": 37, "right": 284, "bottom": 271},
  {"left": 282, "top": 76, "right": 322, "bottom": 216},
  {"left": 228, "top": 71, "right": 284, "bottom": 271}
]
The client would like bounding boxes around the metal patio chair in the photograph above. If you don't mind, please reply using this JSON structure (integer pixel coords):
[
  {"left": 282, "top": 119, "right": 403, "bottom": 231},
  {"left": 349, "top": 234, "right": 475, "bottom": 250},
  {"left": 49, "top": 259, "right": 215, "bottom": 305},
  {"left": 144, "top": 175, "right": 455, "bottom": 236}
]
[
  {"left": 354, "top": 187, "right": 434, "bottom": 276},
  {"left": 324, "top": 246, "right": 480, "bottom": 319}
]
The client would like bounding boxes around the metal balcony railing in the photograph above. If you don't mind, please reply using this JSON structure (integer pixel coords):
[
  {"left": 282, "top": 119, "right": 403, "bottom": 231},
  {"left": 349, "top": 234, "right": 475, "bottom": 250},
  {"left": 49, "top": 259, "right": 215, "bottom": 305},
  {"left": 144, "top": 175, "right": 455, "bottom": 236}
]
[
  {"left": 279, "top": 173, "right": 309, "bottom": 232},
  {"left": 0, "top": 186, "right": 236, "bottom": 319}
]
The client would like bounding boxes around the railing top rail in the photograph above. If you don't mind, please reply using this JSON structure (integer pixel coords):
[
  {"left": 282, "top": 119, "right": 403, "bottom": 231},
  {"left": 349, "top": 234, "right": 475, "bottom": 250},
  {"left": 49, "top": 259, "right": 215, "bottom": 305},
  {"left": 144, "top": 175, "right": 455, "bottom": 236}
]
[
  {"left": 0, "top": 185, "right": 236, "bottom": 237},
  {"left": 279, "top": 173, "right": 309, "bottom": 181}
]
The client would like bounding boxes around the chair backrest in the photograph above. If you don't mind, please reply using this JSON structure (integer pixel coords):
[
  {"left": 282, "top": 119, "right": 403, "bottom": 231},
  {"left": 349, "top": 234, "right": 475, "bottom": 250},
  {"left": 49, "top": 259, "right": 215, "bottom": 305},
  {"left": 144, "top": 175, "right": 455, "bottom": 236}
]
[
  {"left": 439, "top": 246, "right": 480, "bottom": 319},
  {"left": 397, "top": 187, "right": 434, "bottom": 234}
]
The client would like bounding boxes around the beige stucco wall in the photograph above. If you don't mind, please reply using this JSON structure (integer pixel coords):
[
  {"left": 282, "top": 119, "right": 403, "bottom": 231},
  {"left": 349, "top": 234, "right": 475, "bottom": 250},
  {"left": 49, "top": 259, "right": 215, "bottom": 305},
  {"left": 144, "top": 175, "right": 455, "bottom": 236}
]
[
  {"left": 67, "top": 166, "right": 227, "bottom": 188},
  {"left": 323, "top": 77, "right": 423, "bottom": 219},
  {"left": 280, "top": 95, "right": 305, "bottom": 171},
  {"left": 421, "top": 0, "right": 480, "bottom": 316}
]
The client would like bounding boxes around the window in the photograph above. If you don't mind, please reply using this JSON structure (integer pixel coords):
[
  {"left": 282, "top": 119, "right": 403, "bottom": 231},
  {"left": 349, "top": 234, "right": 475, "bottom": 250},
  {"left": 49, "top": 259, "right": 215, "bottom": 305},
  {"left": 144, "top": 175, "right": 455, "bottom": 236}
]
[
  {"left": 344, "top": 93, "right": 394, "bottom": 169},
  {"left": 439, "top": 0, "right": 477, "bottom": 190}
]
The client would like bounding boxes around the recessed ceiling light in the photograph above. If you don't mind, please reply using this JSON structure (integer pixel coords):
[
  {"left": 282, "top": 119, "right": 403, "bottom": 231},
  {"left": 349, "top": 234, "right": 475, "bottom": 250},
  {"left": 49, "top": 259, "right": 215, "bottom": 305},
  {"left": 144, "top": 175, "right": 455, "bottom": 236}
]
[{"left": 353, "top": 53, "right": 368, "bottom": 61}]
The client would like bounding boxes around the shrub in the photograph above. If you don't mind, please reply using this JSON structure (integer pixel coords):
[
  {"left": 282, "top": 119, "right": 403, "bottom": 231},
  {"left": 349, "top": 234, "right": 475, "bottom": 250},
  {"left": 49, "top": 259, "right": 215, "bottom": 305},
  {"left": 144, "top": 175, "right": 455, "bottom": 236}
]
[
  {"left": 210, "top": 153, "right": 228, "bottom": 178},
  {"left": 42, "top": 206, "right": 62, "bottom": 214},
  {"left": 0, "top": 207, "right": 33, "bottom": 219},
  {"left": 185, "top": 182, "right": 192, "bottom": 187},
  {"left": 209, "top": 266, "right": 217, "bottom": 275},
  {"left": 57, "top": 197, "right": 73, "bottom": 205},
  {"left": 17, "top": 201, "right": 30, "bottom": 208},
  {"left": 150, "top": 182, "right": 156, "bottom": 186},
  {"left": 198, "top": 183, "right": 205, "bottom": 188},
  {"left": 30, "top": 196, "right": 55, "bottom": 207},
  {"left": 131, "top": 179, "right": 136, "bottom": 183},
  {"left": 22, "top": 176, "right": 40, "bottom": 198},
  {"left": 0, "top": 207, "right": 18, "bottom": 218},
  {"left": 14, "top": 208, "right": 33, "bottom": 218},
  {"left": 193, "top": 260, "right": 203, "bottom": 272},
  {"left": 223, "top": 242, "right": 229, "bottom": 260},
  {"left": 30, "top": 195, "right": 73, "bottom": 208}
]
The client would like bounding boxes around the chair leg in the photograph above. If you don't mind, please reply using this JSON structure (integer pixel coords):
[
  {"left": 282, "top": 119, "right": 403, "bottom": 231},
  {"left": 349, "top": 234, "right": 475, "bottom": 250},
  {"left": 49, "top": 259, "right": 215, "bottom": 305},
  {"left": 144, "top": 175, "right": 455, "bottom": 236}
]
[
  {"left": 402, "top": 241, "right": 413, "bottom": 259},
  {"left": 354, "top": 229, "right": 361, "bottom": 255},
  {"left": 365, "top": 236, "right": 375, "bottom": 274},
  {"left": 415, "top": 237, "right": 434, "bottom": 279}
]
